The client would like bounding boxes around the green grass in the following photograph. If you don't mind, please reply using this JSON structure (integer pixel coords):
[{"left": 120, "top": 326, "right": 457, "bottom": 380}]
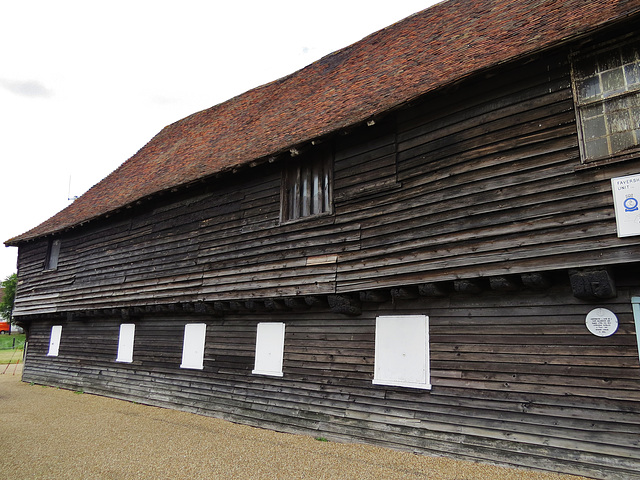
[
  {"left": 0, "top": 333, "right": 25, "bottom": 350},
  {"left": 0, "top": 349, "right": 23, "bottom": 364},
  {"left": 0, "top": 333, "right": 25, "bottom": 364}
]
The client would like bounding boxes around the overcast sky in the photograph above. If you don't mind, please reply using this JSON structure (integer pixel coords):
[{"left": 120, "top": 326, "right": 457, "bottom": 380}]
[{"left": 0, "top": 0, "right": 440, "bottom": 280}]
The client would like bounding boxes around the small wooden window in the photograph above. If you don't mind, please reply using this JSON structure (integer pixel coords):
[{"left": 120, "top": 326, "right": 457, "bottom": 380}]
[
  {"left": 44, "top": 239, "right": 61, "bottom": 271},
  {"left": 116, "top": 323, "right": 136, "bottom": 363},
  {"left": 180, "top": 323, "right": 206, "bottom": 370},
  {"left": 281, "top": 148, "right": 332, "bottom": 222},
  {"left": 47, "top": 325, "right": 62, "bottom": 356},
  {"left": 373, "top": 315, "right": 431, "bottom": 390},
  {"left": 252, "top": 322, "right": 285, "bottom": 377},
  {"left": 572, "top": 38, "right": 640, "bottom": 162}
]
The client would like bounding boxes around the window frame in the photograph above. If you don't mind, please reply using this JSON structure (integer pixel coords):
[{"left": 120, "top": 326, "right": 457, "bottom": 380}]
[
  {"left": 373, "top": 315, "right": 431, "bottom": 390},
  {"left": 570, "top": 36, "right": 640, "bottom": 164},
  {"left": 252, "top": 322, "right": 286, "bottom": 377},
  {"left": 44, "top": 238, "right": 62, "bottom": 271},
  {"left": 280, "top": 147, "right": 333, "bottom": 223}
]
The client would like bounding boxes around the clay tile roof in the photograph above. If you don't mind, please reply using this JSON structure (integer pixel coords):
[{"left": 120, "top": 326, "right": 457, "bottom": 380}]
[{"left": 6, "top": 0, "right": 640, "bottom": 246}]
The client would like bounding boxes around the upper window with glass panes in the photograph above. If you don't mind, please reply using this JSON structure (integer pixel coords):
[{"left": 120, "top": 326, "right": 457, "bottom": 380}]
[{"left": 572, "top": 39, "right": 640, "bottom": 162}]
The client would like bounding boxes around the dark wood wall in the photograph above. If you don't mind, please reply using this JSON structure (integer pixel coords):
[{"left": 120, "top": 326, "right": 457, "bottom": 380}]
[
  {"left": 13, "top": 44, "right": 640, "bottom": 316},
  {"left": 22, "top": 277, "right": 640, "bottom": 480},
  {"left": 335, "top": 49, "right": 640, "bottom": 291}
]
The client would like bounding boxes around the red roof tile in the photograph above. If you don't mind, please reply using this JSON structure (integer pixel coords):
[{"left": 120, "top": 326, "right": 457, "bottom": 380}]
[{"left": 6, "top": 0, "right": 640, "bottom": 245}]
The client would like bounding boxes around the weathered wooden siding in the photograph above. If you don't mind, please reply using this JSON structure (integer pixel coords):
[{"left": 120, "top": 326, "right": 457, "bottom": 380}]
[
  {"left": 22, "top": 278, "right": 640, "bottom": 480},
  {"left": 335, "top": 50, "right": 640, "bottom": 291},
  {"left": 13, "top": 44, "right": 640, "bottom": 317},
  {"left": 13, "top": 170, "right": 361, "bottom": 315}
]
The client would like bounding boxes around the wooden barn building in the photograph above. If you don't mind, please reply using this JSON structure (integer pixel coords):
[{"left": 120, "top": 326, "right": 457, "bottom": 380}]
[{"left": 6, "top": 1, "right": 640, "bottom": 478}]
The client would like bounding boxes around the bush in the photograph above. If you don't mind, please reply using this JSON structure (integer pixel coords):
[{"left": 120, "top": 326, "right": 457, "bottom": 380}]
[{"left": 0, "top": 273, "right": 17, "bottom": 322}]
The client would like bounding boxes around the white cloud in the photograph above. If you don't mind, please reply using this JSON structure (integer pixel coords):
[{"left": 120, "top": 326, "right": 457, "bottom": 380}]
[{"left": 0, "top": 79, "right": 53, "bottom": 98}]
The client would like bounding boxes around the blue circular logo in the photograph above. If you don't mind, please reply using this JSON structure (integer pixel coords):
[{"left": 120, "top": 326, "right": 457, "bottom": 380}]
[{"left": 624, "top": 197, "right": 638, "bottom": 212}]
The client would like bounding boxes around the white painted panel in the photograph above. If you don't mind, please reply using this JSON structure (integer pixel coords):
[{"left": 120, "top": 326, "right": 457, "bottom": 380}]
[
  {"left": 47, "top": 325, "right": 62, "bottom": 357},
  {"left": 373, "top": 315, "right": 431, "bottom": 390},
  {"left": 632, "top": 297, "right": 640, "bottom": 367},
  {"left": 611, "top": 174, "right": 640, "bottom": 237},
  {"left": 252, "top": 322, "right": 285, "bottom": 377},
  {"left": 116, "top": 323, "right": 136, "bottom": 363},
  {"left": 180, "top": 323, "right": 206, "bottom": 370}
]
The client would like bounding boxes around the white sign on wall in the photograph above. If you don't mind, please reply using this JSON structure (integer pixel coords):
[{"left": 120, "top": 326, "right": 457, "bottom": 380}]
[
  {"left": 611, "top": 173, "right": 640, "bottom": 237},
  {"left": 585, "top": 308, "right": 618, "bottom": 337}
]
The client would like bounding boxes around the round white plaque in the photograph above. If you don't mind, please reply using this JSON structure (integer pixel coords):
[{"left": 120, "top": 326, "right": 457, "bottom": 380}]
[{"left": 585, "top": 308, "right": 618, "bottom": 337}]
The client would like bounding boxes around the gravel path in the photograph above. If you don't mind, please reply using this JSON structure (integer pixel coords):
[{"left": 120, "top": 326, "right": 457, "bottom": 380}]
[{"left": 1, "top": 366, "right": 593, "bottom": 480}]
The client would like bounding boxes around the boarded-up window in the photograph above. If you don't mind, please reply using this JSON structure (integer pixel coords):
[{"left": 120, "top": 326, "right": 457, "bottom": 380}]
[
  {"left": 44, "top": 239, "right": 61, "bottom": 271},
  {"left": 252, "top": 322, "right": 285, "bottom": 377},
  {"left": 373, "top": 315, "right": 431, "bottom": 390},
  {"left": 572, "top": 39, "right": 640, "bottom": 162},
  {"left": 47, "top": 325, "right": 62, "bottom": 356},
  {"left": 116, "top": 323, "right": 136, "bottom": 363},
  {"left": 281, "top": 148, "right": 332, "bottom": 221},
  {"left": 180, "top": 323, "right": 206, "bottom": 370}
]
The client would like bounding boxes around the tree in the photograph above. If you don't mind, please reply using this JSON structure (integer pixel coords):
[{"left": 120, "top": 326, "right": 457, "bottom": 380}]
[{"left": 0, "top": 273, "right": 17, "bottom": 322}]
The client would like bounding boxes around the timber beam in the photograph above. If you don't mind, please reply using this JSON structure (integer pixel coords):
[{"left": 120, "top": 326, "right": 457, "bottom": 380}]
[
  {"left": 489, "top": 275, "right": 521, "bottom": 292},
  {"left": 194, "top": 302, "right": 216, "bottom": 315},
  {"left": 454, "top": 278, "right": 486, "bottom": 294},
  {"left": 264, "top": 299, "right": 289, "bottom": 311},
  {"left": 569, "top": 268, "right": 616, "bottom": 299},
  {"left": 418, "top": 282, "right": 451, "bottom": 297},
  {"left": 244, "top": 299, "right": 267, "bottom": 312},
  {"left": 359, "top": 289, "right": 391, "bottom": 303},
  {"left": 284, "top": 297, "right": 310, "bottom": 310},
  {"left": 304, "top": 296, "right": 328, "bottom": 307},
  {"left": 391, "top": 286, "right": 420, "bottom": 300},
  {"left": 521, "top": 272, "right": 552, "bottom": 290},
  {"left": 24, "top": 268, "right": 588, "bottom": 322},
  {"left": 213, "top": 301, "right": 232, "bottom": 313},
  {"left": 327, "top": 294, "right": 362, "bottom": 316},
  {"left": 228, "top": 301, "right": 245, "bottom": 311}
]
